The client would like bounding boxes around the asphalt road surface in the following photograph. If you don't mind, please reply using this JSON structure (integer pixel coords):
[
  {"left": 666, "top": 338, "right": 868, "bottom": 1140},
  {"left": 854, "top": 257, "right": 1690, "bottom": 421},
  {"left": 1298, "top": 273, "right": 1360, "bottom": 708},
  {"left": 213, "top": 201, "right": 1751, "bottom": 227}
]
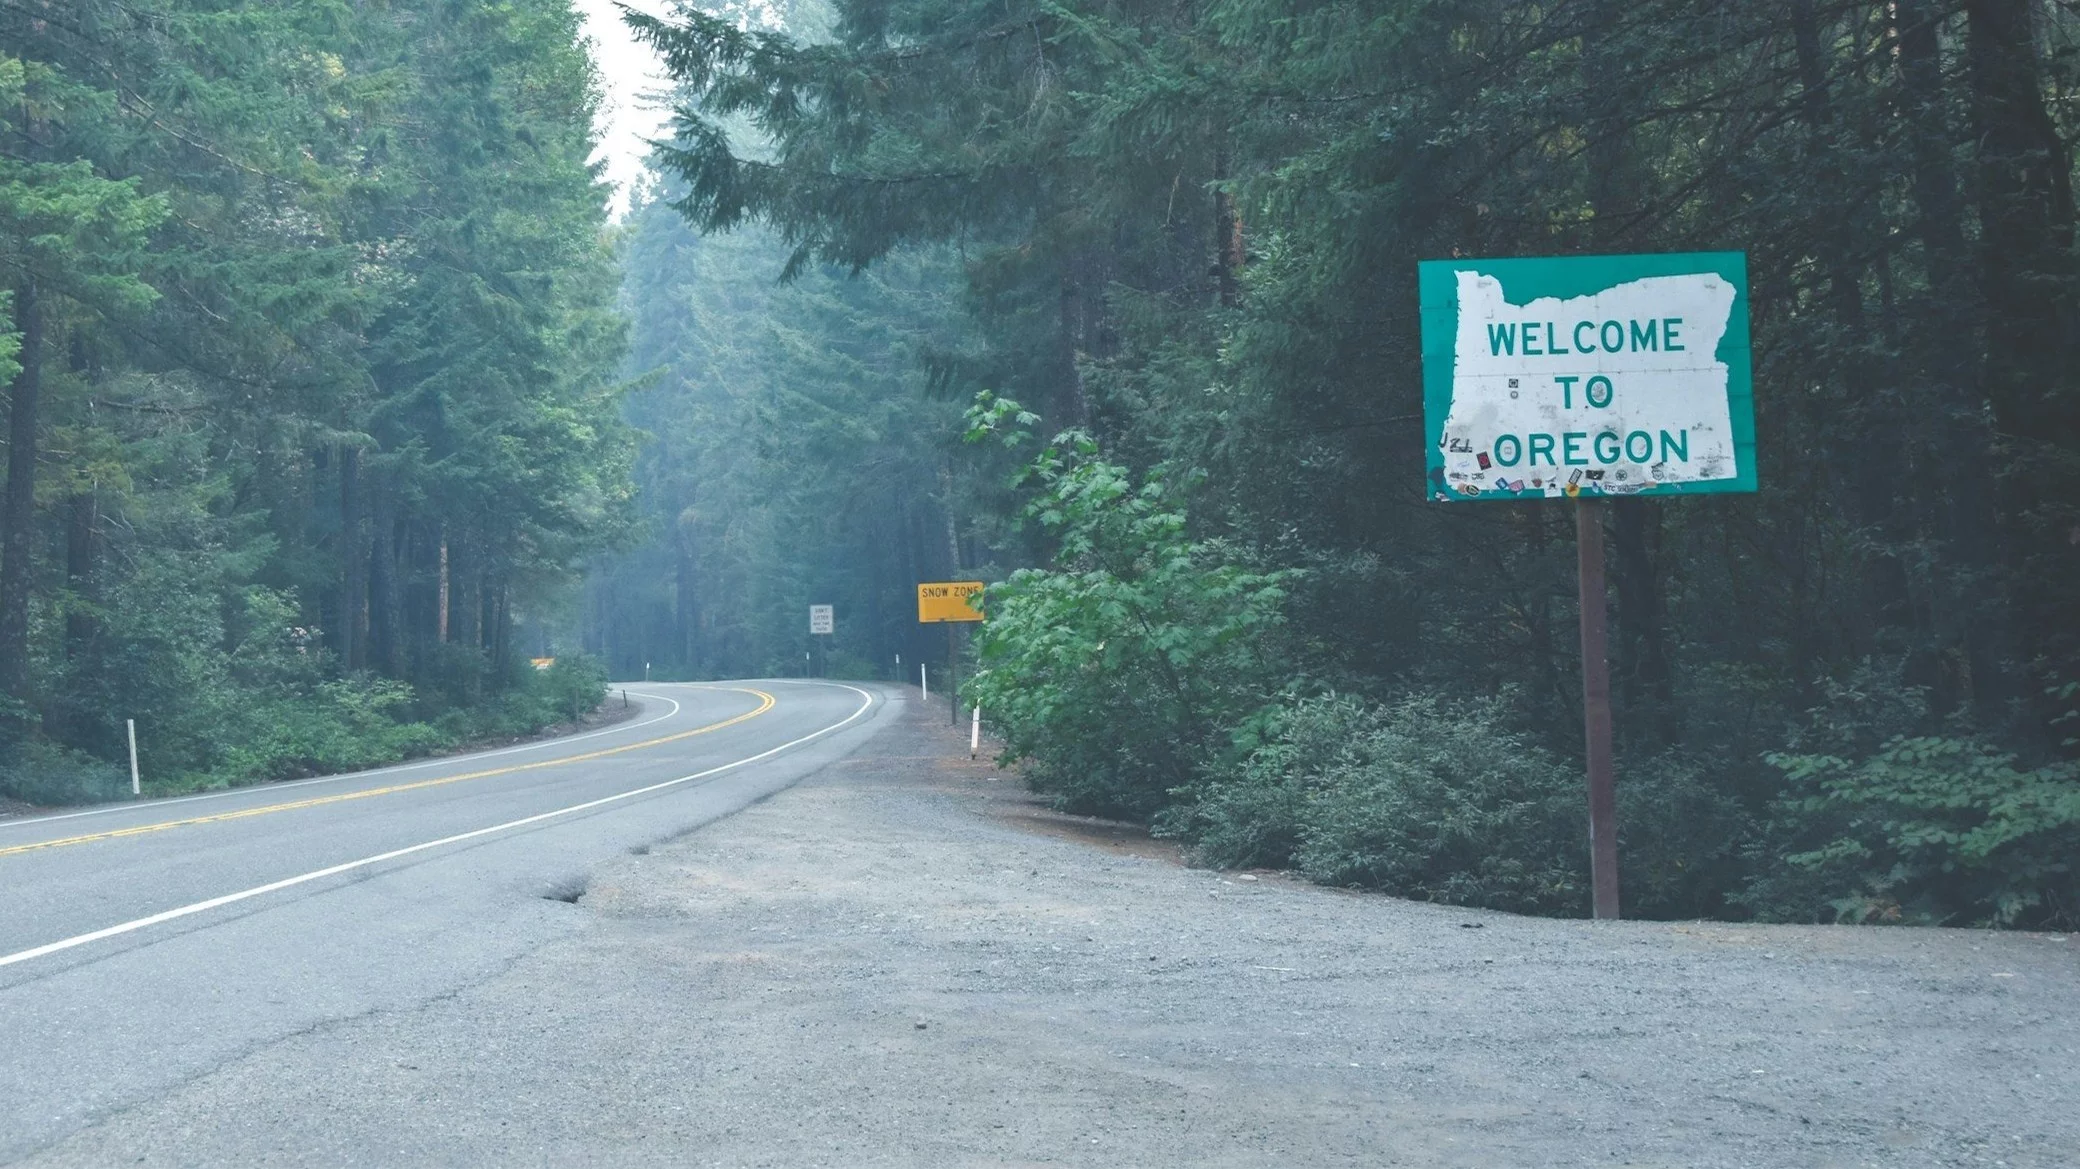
[
  {"left": 4, "top": 683, "right": 2074, "bottom": 1167},
  {"left": 0, "top": 680, "right": 886, "bottom": 1163}
]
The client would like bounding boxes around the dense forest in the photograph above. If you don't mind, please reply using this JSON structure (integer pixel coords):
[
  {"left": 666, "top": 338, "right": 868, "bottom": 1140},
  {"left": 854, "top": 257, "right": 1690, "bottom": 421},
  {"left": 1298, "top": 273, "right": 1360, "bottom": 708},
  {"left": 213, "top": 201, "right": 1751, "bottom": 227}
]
[
  {"left": 0, "top": 0, "right": 628, "bottom": 803},
  {"left": 7, "top": 0, "right": 2076, "bottom": 928},
  {"left": 584, "top": 194, "right": 980, "bottom": 681},
  {"left": 606, "top": 0, "right": 2080, "bottom": 927}
]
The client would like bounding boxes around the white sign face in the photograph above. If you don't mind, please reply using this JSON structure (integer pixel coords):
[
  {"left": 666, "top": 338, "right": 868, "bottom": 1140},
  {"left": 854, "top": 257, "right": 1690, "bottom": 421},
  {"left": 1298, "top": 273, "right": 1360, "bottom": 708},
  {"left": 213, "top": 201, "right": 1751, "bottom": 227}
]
[
  {"left": 1419, "top": 252, "right": 1754, "bottom": 500},
  {"left": 809, "top": 604, "right": 833, "bottom": 634}
]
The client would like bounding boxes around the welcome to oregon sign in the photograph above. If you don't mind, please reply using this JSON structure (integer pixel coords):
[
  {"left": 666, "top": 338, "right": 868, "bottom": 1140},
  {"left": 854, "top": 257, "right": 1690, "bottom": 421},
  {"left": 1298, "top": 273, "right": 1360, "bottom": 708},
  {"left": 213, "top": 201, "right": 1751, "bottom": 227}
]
[{"left": 1419, "top": 252, "right": 1755, "bottom": 501}]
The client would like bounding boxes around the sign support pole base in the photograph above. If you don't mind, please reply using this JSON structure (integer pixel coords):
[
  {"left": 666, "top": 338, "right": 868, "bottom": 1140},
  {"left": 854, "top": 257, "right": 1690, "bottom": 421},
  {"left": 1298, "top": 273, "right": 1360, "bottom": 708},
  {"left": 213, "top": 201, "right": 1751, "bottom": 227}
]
[{"left": 1576, "top": 499, "right": 1621, "bottom": 920}]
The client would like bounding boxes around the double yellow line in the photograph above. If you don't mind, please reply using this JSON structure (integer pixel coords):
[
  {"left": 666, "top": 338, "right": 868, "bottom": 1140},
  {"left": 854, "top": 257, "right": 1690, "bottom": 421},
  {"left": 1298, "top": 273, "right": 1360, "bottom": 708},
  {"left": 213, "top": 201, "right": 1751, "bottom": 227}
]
[{"left": 0, "top": 688, "right": 776, "bottom": 860}]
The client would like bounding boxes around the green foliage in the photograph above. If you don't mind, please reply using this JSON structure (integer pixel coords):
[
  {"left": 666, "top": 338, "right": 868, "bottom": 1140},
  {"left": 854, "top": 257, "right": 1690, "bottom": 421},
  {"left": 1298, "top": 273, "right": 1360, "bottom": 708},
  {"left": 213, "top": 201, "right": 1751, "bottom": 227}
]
[
  {"left": 0, "top": 739, "right": 127, "bottom": 808},
  {"left": 1760, "top": 738, "right": 2080, "bottom": 927},
  {"left": 210, "top": 678, "right": 445, "bottom": 790},
  {"left": 1612, "top": 748, "right": 1754, "bottom": 920},
  {"left": 0, "top": 0, "right": 632, "bottom": 804},
  {"left": 1165, "top": 693, "right": 1586, "bottom": 916},
  {"left": 533, "top": 655, "right": 612, "bottom": 725},
  {"left": 586, "top": 203, "right": 979, "bottom": 680},
  {"left": 965, "top": 418, "right": 1294, "bottom": 818}
]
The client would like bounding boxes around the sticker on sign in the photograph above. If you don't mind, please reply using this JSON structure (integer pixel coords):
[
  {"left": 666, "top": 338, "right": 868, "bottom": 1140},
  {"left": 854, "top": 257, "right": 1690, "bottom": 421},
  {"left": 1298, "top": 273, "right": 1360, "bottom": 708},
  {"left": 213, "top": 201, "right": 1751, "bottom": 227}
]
[
  {"left": 809, "top": 604, "right": 834, "bottom": 634},
  {"left": 1419, "top": 252, "right": 1754, "bottom": 501}
]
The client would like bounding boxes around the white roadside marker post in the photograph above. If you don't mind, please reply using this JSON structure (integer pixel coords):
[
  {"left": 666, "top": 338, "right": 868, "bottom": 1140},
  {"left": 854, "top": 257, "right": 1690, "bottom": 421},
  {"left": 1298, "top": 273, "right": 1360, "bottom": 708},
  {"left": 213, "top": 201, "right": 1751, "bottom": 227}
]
[
  {"left": 126, "top": 719, "right": 140, "bottom": 797},
  {"left": 970, "top": 704, "right": 980, "bottom": 759},
  {"left": 921, "top": 663, "right": 928, "bottom": 701}
]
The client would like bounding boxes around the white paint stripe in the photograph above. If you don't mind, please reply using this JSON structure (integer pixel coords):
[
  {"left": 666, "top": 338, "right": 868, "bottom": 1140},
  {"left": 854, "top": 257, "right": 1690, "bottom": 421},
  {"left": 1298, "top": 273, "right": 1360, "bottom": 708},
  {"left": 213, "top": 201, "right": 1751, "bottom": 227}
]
[
  {"left": 0, "top": 689, "right": 702, "bottom": 831},
  {"left": 0, "top": 683, "right": 877, "bottom": 970}
]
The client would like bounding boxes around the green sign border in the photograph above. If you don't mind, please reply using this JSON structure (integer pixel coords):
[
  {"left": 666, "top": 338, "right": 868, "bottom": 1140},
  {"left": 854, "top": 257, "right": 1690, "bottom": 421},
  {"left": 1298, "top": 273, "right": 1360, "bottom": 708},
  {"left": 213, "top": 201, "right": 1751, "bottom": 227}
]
[{"left": 1418, "top": 251, "right": 1754, "bottom": 502}]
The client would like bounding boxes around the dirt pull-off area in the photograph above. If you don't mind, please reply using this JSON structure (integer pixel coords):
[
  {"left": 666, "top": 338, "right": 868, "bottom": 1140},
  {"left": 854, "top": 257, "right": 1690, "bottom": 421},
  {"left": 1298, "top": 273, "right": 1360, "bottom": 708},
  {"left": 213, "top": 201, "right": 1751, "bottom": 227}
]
[
  {"left": 29, "top": 686, "right": 2077, "bottom": 1168},
  {"left": 588, "top": 693, "right": 2079, "bottom": 1167}
]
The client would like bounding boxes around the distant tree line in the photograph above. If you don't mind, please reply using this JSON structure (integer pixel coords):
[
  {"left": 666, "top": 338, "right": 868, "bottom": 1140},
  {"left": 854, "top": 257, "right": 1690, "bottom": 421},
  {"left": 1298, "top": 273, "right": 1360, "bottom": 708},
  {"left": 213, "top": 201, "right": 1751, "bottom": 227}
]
[
  {"left": 0, "top": 0, "right": 629, "bottom": 800},
  {"left": 585, "top": 196, "right": 980, "bottom": 682}
]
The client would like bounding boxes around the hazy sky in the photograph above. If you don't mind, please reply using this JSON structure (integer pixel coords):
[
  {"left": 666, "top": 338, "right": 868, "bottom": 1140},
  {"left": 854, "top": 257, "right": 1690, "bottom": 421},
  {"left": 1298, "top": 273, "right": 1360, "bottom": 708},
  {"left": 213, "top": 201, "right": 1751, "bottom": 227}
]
[{"left": 576, "top": 0, "right": 674, "bottom": 217}]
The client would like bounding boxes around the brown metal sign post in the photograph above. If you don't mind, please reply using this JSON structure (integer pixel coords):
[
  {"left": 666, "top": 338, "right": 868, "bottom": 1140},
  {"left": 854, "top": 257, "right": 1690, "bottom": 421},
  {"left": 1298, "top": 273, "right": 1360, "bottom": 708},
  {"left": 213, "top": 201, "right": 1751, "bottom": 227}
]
[
  {"left": 1574, "top": 501, "right": 1620, "bottom": 919},
  {"left": 1419, "top": 252, "right": 1755, "bottom": 924},
  {"left": 918, "top": 581, "right": 986, "bottom": 727}
]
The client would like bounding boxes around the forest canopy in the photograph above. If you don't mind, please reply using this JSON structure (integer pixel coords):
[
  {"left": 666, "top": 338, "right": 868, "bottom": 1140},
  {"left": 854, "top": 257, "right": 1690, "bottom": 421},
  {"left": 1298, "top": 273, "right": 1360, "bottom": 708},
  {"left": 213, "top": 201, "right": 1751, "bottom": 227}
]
[{"left": 0, "top": 0, "right": 631, "bottom": 799}]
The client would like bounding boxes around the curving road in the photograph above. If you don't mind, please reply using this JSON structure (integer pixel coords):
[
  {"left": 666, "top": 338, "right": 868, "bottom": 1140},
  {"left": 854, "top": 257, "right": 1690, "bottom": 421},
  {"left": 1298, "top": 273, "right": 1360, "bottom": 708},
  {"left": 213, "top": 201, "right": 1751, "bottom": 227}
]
[{"left": 0, "top": 680, "right": 890, "bottom": 1163}]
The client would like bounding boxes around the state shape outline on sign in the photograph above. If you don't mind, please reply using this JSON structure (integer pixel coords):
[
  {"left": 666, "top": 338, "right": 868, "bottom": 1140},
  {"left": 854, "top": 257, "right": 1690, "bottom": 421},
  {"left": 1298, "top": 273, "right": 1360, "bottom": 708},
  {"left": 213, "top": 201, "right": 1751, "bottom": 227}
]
[{"left": 1417, "top": 251, "right": 1754, "bottom": 502}]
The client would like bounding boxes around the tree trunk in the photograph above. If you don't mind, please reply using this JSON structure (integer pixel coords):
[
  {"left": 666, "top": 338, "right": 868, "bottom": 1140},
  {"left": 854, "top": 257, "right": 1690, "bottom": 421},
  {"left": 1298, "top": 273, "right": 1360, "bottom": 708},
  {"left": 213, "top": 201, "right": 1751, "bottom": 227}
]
[
  {"left": 1792, "top": 0, "right": 1912, "bottom": 642},
  {"left": 1057, "top": 270, "right": 1093, "bottom": 428},
  {"left": 939, "top": 463, "right": 961, "bottom": 579},
  {"left": 1213, "top": 141, "right": 1243, "bottom": 308},
  {"left": 1965, "top": 0, "right": 2080, "bottom": 727},
  {"left": 1897, "top": 0, "right": 2014, "bottom": 718},
  {"left": 896, "top": 493, "right": 921, "bottom": 672},
  {"left": 452, "top": 531, "right": 483, "bottom": 701},
  {"left": 437, "top": 527, "right": 450, "bottom": 644},
  {"left": 336, "top": 445, "right": 365, "bottom": 670},
  {"left": 1584, "top": 2, "right": 1671, "bottom": 728},
  {"left": 1966, "top": 0, "right": 2077, "bottom": 446},
  {"left": 489, "top": 578, "right": 510, "bottom": 677},
  {"left": 455, "top": 533, "right": 483, "bottom": 653},
  {"left": 63, "top": 488, "right": 97, "bottom": 661},
  {"left": 366, "top": 476, "right": 401, "bottom": 673},
  {"left": 675, "top": 510, "right": 698, "bottom": 673},
  {"left": 367, "top": 479, "right": 394, "bottom": 677},
  {"left": 0, "top": 280, "right": 43, "bottom": 707}
]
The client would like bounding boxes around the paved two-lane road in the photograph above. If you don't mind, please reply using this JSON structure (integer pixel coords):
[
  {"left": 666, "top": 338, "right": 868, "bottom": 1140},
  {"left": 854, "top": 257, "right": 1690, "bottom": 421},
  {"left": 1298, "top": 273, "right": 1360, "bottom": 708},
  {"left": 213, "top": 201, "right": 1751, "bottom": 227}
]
[{"left": 0, "top": 681, "right": 890, "bottom": 1162}]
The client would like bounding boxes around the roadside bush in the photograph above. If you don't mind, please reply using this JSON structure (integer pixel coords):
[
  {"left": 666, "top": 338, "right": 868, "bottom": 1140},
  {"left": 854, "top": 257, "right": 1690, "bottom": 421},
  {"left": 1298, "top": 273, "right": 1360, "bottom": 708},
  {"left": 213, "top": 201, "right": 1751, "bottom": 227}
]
[
  {"left": 212, "top": 677, "right": 447, "bottom": 786},
  {"left": 1166, "top": 693, "right": 1587, "bottom": 915},
  {"left": 81, "top": 549, "right": 252, "bottom": 781},
  {"left": 1753, "top": 736, "right": 2080, "bottom": 927},
  {"left": 822, "top": 650, "right": 882, "bottom": 681},
  {"left": 964, "top": 423, "right": 1293, "bottom": 819},
  {"left": 1730, "top": 659, "right": 2080, "bottom": 927},
  {"left": 1616, "top": 749, "right": 1754, "bottom": 920},
  {"left": 0, "top": 739, "right": 128, "bottom": 807},
  {"left": 534, "top": 654, "right": 610, "bottom": 723}
]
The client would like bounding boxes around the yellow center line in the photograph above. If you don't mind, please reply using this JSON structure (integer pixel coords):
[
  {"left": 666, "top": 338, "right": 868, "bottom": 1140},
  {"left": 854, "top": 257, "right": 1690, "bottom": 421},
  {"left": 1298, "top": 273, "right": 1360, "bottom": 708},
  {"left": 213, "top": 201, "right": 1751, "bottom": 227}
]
[{"left": 0, "top": 688, "right": 777, "bottom": 860}]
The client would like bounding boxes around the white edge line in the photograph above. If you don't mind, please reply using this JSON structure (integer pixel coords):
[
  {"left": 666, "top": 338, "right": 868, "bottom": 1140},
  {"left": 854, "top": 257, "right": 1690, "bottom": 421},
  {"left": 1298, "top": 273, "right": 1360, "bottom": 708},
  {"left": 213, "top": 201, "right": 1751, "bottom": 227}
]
[
  {"left": 0, "top": 683, "right": 877, "bottom": 970},
  {"left": 0, "top": 688, "right": 701, "bottom": 831}
]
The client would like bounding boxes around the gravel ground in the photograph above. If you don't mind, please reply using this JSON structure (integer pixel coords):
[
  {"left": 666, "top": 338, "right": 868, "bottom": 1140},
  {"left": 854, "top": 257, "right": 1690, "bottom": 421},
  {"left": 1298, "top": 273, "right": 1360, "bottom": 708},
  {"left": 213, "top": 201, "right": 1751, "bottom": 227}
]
[{"left": 26, "top": 686, "right": 2077, "bottom": 1168}]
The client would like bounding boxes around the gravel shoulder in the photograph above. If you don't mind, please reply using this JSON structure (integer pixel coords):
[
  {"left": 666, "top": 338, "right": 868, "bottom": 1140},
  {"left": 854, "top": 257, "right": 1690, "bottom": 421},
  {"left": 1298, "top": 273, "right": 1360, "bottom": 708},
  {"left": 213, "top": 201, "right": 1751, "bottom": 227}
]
[{"left": 26, "top": 685, "right": 2077, "bottom": 1168}]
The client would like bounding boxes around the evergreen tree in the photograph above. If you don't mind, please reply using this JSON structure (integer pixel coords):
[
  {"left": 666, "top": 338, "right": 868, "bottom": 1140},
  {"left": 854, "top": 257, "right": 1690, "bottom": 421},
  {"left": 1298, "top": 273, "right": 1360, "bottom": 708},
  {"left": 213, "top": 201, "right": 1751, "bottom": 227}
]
[{"left": 0, "top": 0, "right": 635, "bottom": 796}]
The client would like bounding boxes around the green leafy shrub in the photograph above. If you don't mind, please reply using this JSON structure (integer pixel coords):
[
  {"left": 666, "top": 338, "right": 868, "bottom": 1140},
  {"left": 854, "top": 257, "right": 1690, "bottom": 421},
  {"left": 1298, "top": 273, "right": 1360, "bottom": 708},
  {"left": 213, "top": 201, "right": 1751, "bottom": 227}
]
[
  {"left": 0, "top": 739, "right": 128, "bottom": 807},
  {"left": 426, "top": 653, "right": 611, "bottom": 743},
  {"left": 964, "top": 422, "right": 1294, "bottom": 819},
  {"left": 822, "top": 650, "right": 882, "bottom": 681},
  {"left": 213, "top": 677, "right": 447, "bottom": 786},
  {"left": 1757, "top": 736, "right": 2080, "bottom": 927},
  {"left": 1167, "top": 693, "right": 1587, "bottom": 915},
  {"left": 1615, "top": 749, "right": 1753, "bottom": 920},
  {"left": 536, "top": 654, "right": 611, "bottom": 723}
]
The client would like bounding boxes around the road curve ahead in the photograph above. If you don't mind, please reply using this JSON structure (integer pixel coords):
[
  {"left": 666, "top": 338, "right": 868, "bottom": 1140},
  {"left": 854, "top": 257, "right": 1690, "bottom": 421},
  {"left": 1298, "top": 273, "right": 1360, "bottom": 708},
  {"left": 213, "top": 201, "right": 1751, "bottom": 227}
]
[{"left": 0, "top": 680, "right": 891, "bottom": 1162}]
